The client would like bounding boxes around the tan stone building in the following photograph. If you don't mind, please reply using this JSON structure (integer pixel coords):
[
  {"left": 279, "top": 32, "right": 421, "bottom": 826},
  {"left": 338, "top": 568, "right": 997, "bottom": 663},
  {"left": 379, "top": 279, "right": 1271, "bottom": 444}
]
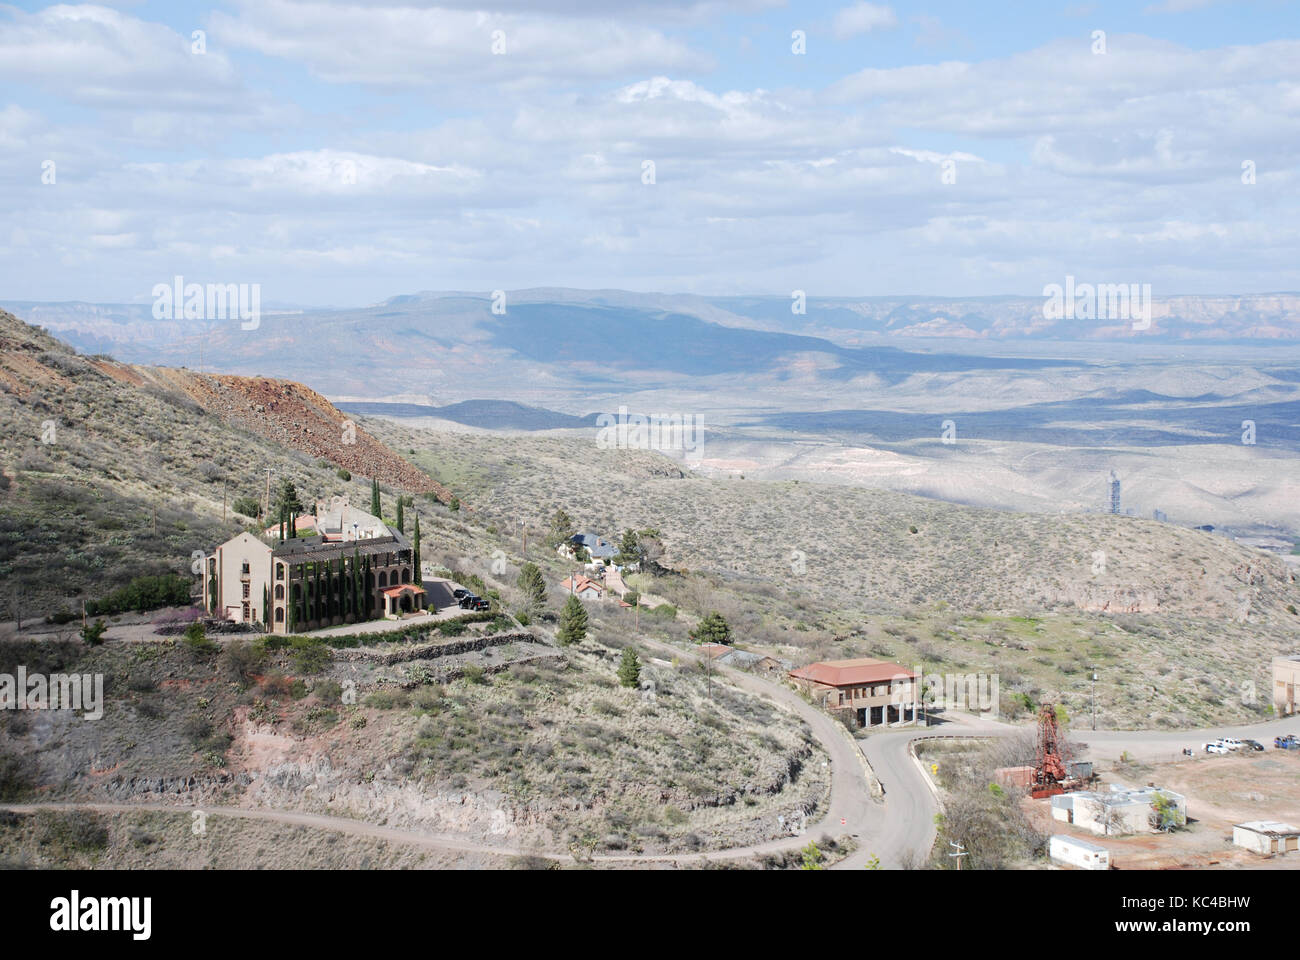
[
  {"left": 1273, "top": 655, "right": 1300, "bottom": 715},
  {"left": 205, "top": 532, "right": 274, "bottom": 627},
  {"left": 789, "top": 658, "right": 919, "bottom": 727},
  {"left": 203, "top": 527, "right": 425, "bottom": 634}
]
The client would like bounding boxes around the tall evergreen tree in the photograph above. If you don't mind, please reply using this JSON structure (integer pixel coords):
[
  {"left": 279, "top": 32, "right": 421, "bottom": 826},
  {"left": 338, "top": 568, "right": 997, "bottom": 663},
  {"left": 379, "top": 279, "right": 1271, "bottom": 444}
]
[
  {"left": 396, "top": 497, "right": 405, "bottom": 534},
  {"left": 362, "top": 556, "right": 371, "bottom": 619},
  {"left": 617, "top": 648, "right": 641, "bottom": 688},
  {"left": 614, "top": 528, "right": 641, "bottom": 565},
  {"left": 517, "top": 562, "right": 546, "bottom": 618},
  {"left": 370, "top": 478, "right": 381, "bottom": 517},
  {"left": 557, "top": 594, "right": 588, "bottom": 646},
  {"left": 412, "top": 516, "right": 422, "bottom": 581},
  {"left": 351, "top": 549, "right": 361, "bottom": 620}
]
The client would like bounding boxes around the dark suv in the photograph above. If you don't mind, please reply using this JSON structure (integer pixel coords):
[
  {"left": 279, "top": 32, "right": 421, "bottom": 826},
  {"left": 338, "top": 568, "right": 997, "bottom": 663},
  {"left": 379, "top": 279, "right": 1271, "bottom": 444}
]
[{"left": 1241, "top": 739, "right": 1265, "bottom": 752}]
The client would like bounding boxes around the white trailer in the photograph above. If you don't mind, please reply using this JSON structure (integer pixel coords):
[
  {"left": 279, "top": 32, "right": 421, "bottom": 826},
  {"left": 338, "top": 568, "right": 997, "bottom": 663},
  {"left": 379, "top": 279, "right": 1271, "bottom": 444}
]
[{"left": 1049, "top": 834, "right": 1110, "bottom": 870}]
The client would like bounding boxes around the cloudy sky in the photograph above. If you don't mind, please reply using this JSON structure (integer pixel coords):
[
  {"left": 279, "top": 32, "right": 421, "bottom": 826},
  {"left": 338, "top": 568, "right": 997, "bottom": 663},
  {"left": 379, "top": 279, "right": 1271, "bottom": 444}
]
[{"left": 1, "top": 0, "right": 1298, "bottom": 306}]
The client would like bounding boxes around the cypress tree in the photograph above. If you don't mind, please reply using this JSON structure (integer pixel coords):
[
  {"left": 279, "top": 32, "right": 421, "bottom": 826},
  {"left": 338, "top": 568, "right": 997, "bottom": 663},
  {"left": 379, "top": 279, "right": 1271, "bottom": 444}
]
[
  {"left": 351, "top": 549, "right": 361, "bottom": 621},
  {"left": 412, "top": 516, "right": 421, "bottom": 581},
  {"left": 396, "top": 497, "right": 405, "bottom": 534},
  {"left": 371, "top": 478, "right": 381, "bottom": 517}
]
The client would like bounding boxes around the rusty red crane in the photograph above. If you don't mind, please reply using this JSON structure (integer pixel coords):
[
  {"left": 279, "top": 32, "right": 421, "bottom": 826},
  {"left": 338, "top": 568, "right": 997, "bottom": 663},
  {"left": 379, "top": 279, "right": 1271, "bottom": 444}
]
[{"left": 1030, "top": 703, "right": 1072, "bottom": 799}]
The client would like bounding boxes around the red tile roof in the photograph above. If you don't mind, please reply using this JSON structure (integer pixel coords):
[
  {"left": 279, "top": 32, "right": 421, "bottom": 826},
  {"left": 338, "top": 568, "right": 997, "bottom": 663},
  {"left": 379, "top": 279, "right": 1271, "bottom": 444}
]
[
  {"left": 789, "top": 658, "right": 915, "bottom": 687},
  {"left": 381, "top": 584, "right": 425, "bottom": 597}
]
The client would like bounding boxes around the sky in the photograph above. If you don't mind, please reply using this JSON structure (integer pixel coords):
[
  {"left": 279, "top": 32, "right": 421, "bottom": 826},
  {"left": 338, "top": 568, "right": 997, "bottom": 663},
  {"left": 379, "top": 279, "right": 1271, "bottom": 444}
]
[{"left": 1, "top": 0, "right": 1298, "bottom": 306}]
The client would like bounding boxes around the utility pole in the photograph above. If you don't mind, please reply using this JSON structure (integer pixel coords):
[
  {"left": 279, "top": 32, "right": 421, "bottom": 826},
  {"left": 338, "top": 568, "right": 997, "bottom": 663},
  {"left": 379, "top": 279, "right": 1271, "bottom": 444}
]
[
  {"left": 948, "top": 841, "right": 968, "bottom": 871},
  {"left": 1091, "top": 667, "right": 1098, "bottom": 731}
]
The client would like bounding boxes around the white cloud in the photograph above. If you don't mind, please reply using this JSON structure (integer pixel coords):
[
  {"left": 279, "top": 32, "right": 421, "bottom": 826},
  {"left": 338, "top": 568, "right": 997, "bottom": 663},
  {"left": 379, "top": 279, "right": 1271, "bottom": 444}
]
[
  {"left": 833, "top": 2, "right": 897, "bottom": 39},
  {"left": 208, "top": 0, "right": 712, "bottom": 91},
  {"left": 0, "top": 4, "right": 245, "bottom": 111}
]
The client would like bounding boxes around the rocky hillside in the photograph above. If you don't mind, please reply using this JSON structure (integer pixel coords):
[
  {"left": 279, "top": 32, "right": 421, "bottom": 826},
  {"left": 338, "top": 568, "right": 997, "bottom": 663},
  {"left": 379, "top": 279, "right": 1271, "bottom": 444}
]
[{"left": 0, "top": 310, "right": 451, "bottom": 619}]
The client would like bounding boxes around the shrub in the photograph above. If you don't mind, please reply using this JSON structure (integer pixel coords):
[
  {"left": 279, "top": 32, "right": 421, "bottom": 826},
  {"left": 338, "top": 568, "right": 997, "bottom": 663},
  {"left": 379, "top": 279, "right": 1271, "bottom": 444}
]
[
  {"left": 85, "top": 574, "right": 192, "bottom": 617},
  {"left": 183, "top": 622, "right": 219, "bottom": 657},
  {"left": 222, "top": 639, "right": 267, "bottom": 684},
  {"left": 80, "top": 619, "right": 108, "bottom": 646},
  {"left": 290, "top": 637, "right": 332, "bottom": 674}
]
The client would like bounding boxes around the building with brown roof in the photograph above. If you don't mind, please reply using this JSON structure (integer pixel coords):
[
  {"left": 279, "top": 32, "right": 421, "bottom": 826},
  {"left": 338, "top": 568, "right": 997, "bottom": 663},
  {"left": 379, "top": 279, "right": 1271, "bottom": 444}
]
[
  {"left": 789, "top": 658, "right": 920, "bottom": 727},
  {"left": 202, "top": 528, "right": 425, "bottom": 633}
]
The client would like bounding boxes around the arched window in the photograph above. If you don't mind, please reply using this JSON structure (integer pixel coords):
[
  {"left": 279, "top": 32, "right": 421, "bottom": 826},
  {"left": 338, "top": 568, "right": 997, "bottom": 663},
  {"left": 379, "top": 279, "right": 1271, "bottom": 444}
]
[
  {"left": 274, "top": 608, "right": 284, "bottom": 622},
  {"left": 401, "top": 568, "right": 410, "bottom": 584},
  {"left": 276, "top": 564, "right": 285, "bottom": 581},
  {"left": 378, "top": 571, "right": 388, "bottom": 588},
  {"left": 274, "top": 584, "right": 284, "bottom": 600}
]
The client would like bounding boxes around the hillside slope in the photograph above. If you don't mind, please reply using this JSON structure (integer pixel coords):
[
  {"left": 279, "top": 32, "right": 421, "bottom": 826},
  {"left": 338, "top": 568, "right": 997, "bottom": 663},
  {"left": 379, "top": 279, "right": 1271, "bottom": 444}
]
[{"left": 0, "top": 310, "right": 448, "bottom": 618}]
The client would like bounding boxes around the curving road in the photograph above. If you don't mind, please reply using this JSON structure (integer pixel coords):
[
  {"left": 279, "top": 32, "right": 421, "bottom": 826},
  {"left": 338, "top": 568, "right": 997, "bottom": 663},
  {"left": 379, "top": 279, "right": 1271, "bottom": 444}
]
[{"left": 846, "top": 710, "right": 1300, "bottom": 869}]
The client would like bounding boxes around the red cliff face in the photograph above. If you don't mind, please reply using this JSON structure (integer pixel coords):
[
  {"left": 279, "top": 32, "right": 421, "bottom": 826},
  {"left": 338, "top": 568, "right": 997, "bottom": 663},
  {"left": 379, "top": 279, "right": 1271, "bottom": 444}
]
[{"left": 163, "top": 368, "right": 452, "bottom": 501}]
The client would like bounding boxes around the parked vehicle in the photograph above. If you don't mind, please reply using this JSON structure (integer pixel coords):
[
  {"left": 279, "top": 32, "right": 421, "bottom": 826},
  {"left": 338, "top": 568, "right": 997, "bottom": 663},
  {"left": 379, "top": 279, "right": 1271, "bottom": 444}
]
[
  {"left": 1203, "top": 740, "right": 1230, "bottom": 754},
  {"left": 1275, "top": 735, "right": 1300, "bottom": 749},
  {"left": 1221, "top": 737, "right": 1244, "bottom": 751},
  {"left": 468, "top": 598, "right": 490, "bottom": 611},
  {"left": 457, "top": 595, "right": 478, "bottom": 609},
  {"left": 451, "top": 588, "right": 469, "bottom": 600},
  {"left": 1241, "top": 739, "right": 1266, "bottom": 752}
]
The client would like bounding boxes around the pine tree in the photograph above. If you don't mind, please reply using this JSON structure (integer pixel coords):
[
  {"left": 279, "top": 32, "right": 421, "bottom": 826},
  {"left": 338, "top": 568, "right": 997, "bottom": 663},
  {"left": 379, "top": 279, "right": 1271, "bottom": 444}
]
[
  {"left": 396, "top": 497, "right": 405, "bottom": 534},
  {"left": 617, "top": 648, "right": 641, "bottom": 688},
  {"left": 614, "top": 529, "right": 640, "bottom": 565},
  {"left": 690, "top": 611, "right": 733, "bottom": 646},
  {"left": 556, "top": 594, "right": 588, "bottom": 646},
  {"left": 371, "top": 478, "right": 381, "bottom": 517},
  {"left": 517, "top": 562, "right": 546, "bottom": 617}
]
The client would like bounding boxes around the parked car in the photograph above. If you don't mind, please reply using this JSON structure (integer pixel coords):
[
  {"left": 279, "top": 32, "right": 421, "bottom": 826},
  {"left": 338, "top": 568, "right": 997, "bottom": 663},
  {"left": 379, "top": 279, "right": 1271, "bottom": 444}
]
[
  {"left": 1241, "top": 739, "right": 1266, "bottom": 752},
  {"left": 1221, "top": 737, "right": 1244, "bottom": 751},
  {"left": 1203, "top": 740, "right": 1230, "bottom": 754},
  {"left": 468, "top": 598, "right": 490, "bottom": 611},
  {"left": 457, "top": 594, "right": 478, "bottom": 609},
  {"left": 1275, "top": 735, "right": 1300, "bottom": 749},
  {"left": 451, "top": 588, "right": 469, "bottom": 600}
]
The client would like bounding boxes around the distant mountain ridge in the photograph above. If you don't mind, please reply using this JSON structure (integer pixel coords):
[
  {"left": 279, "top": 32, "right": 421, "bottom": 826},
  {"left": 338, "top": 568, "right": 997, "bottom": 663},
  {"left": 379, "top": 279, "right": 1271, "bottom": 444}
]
[
  {"left": 336, "top": 399, "right": 602, "bottom": 430},
  {"left": 6, "top": 288, "right": 1298, "bottom": 399}
]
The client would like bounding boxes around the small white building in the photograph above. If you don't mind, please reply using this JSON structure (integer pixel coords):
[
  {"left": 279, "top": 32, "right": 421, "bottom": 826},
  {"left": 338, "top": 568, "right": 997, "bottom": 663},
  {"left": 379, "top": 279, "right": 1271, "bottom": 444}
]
[
  {"left": 1052, "top": 786, "right": 1186, "bottom": 836},
  {"left": 1233, "top": 821, "right": 1300, "bottom": 856},
  {"left": 1049, "top": 834, "right": 1110, "bottom": 870}
]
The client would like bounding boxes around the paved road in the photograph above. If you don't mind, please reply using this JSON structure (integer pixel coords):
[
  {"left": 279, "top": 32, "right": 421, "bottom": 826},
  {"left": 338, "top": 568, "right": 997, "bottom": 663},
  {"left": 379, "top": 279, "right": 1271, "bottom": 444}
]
[
  {"left": 637, "top": 636, "right": 882, "bottom": 865},
  {"left": 850, "top": 712, "right": 1300, "bottom": 869}
]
